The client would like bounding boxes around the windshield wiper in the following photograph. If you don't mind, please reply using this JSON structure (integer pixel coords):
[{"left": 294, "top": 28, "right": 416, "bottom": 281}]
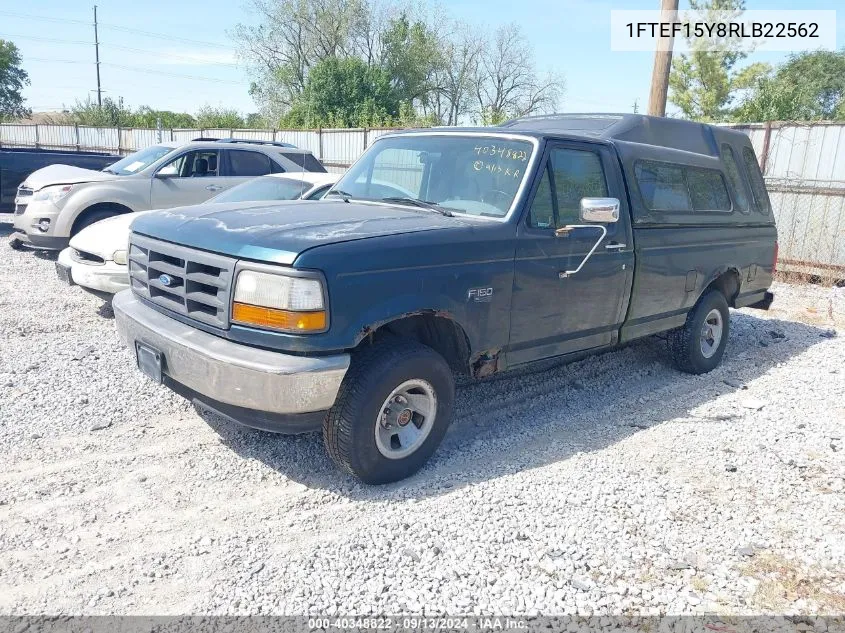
[
  {"left": 325, "top": 189, "right": 354, "bottom": 203},
  {"left": 102, "top": 168, "right": 118, "bottom": 174},
  {"left": 380, "top": 197, "right": 453, "bottom": 217}
]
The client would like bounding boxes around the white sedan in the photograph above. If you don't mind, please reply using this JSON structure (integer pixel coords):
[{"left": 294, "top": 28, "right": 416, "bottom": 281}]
[{"left": 55, "top": 172, "right": 339, "bottom": 298}]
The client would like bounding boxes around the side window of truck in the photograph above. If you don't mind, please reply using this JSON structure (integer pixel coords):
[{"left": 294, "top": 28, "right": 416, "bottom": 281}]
[
  {"left": 528, "top": 148, "right": 608, "bottom": 228},
  {"left": 742, "top": 147, "right": 771, "bottom": 215},
  {"left": 635, "top": 161, "right": 691, "bottom": 211},
  {"left": 721, "top": 145, "right": 751, "bottom": 213},
  {"left": 635, "top": 160, "right": 731, "bottom": 213}
]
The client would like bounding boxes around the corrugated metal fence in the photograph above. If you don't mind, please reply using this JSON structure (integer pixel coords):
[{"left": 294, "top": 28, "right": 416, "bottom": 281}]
[
  {"left": 0, "top": 125, "right": 396, "bottom": 174},
  {"left": 726, "top": 122, "right": 845, "bottom": 279},
  {"left": 2, "top": 121, "right": 844, "bottom": 277}
]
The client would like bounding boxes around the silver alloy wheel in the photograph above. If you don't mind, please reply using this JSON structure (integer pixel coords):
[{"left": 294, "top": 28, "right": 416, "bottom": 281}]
[
  {"left": 700, "top": 308, "right": 724, "bottom": 358},
  {"left": 374, "top": 379, "right": 437, "bottom": 460}
]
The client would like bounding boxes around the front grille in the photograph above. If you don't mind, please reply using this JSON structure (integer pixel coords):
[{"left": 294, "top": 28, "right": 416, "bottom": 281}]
[
  {"left": 15, "top": 186, "right": 33, "bottom": 215},
  {"left": 128, "top": 233, "right": 234, "bottom": 329},
  {"left": 71, "top": 249, "right": 105, "bottom": 265}
]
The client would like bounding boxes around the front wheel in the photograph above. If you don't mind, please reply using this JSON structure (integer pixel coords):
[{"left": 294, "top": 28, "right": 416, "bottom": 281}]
[
  {"left": 668, "top": 289, "right": 730, "bottom": 374},
  {"left": 323, "top": 338, "right": 455, "bottom": 484}
]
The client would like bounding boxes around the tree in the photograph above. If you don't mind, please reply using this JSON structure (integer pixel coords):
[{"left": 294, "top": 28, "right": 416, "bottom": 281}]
[
  {"left": 732, "top": 50, "right": 845, "bottom": 122},
  {"left": 0, "top": 40, "right": 30, "bottom": 121},
  {"left": 280, "top": 56, "right": 398, "bottom": 127},
  {"left": 668, "top": 0, "right": 768, "bottom": 121},
  {"left": 379, "top": 14, "right": 444, "bottom": 110},
  {"left": 236, "top": 0, "right": 370, "bottom": 119},
  {"left": 69, "top": 97, "right": 136, "bottom": 127},
  {"left": 133, "top": 106, "right": 196, "bottom": 128},
  {"left": 194, "top": 105, "right": 246, "bottom": 128},
  {"left": 472, "top": 24, "right": 564, "bottom": 124}
]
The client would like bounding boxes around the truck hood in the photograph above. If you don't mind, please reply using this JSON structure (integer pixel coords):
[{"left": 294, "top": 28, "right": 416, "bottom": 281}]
[
  {"left": 23, "top": 164, "right": 118, "bottom": 190},
  {"left": 131, "top": 199, "right": 469, "bottom": 264}
]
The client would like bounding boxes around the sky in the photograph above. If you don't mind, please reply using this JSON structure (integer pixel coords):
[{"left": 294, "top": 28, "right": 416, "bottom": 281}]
[{"left": 2, "top": 0, "right": 843, "bottom": 119}]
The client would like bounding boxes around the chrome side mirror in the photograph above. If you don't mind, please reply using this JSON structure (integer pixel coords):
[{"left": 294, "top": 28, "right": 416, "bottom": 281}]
[{"left": 580, "top": 197, "right": 620, "bottom": 223}]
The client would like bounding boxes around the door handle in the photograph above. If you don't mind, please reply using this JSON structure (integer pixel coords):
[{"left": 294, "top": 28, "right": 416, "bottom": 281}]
[
  {"left": 205, "top": 184, "right": 223, "bottom": 192},
  {"left": 605, "top": 242, "right": 627, "bottom": 251}
]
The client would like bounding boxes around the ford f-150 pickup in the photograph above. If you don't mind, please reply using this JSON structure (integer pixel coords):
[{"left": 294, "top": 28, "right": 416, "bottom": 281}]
[{"left": 112, "top": 114, "right": 778, "bottom": 484}]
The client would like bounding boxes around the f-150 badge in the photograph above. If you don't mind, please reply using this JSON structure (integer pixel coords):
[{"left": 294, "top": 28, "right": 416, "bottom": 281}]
[{"left": 467, "top": 287, "right": 493, "bottom": 302}]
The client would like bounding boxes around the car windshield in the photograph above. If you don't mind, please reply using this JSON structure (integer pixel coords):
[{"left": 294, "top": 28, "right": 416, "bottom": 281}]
[
  {"left": 209, "top": 176, "right": 309, "bottom": 203},
  {"left": 332, "top": 134, "right": 535, "bottom": 218},
  {"left": 105, "top": 145, "right": 174, "bottom": 176}
]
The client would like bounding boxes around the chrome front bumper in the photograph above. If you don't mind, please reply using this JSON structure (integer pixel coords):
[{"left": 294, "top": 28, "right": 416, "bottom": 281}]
[{"left": 113, "top": 290, "right": 350, "bottom": 418}]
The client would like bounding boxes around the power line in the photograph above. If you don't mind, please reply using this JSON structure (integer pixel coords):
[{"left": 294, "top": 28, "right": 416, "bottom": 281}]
[
  {"left": 100, "top": 43, "right": 240, "bottom": 68},
  {"left": 25, "top": 56, "right": 248, "bottom": 85},
  {"left": 0, "top": 9, "right": 235, "bottom": 51},
  {"left": 0, "top": 33, "right": 91, "bottom": 46}
]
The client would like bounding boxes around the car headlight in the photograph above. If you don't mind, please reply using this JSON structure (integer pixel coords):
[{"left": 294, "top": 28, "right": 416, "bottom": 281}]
[
  {"left": 33, "top": 184, "right": 74, "bottom": 203},
  {"left": 232, "top": 269, "right": 326, "bottom": 333},
  {"left": 112, "top": 249, "right": 128, "bottom": 265}
]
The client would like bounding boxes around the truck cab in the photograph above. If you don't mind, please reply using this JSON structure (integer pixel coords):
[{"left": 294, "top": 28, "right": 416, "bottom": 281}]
[{"left": 113, "top": 114, "right": 777, "bottom": 484}]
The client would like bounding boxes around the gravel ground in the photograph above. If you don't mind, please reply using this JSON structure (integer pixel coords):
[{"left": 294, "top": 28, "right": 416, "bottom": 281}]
[{"left": 1, "top": 216, "right": 844, "bottom": 621}]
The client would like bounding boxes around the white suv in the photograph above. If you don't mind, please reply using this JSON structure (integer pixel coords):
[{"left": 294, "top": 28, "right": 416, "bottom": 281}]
[{"left": 10, "top": 139, "right": 326, "bottom": 250}]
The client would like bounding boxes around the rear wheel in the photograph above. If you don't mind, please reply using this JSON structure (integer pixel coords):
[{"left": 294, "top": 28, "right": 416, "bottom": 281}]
[
  {"left": 323, "top": 338, "right": 455, "bottom": 484},
  {"left": 668, "top": 289, "right": 730, "bottom": 374}
]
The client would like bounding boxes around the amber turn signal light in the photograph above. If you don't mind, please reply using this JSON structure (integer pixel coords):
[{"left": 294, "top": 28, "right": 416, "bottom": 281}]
[{"left": 232, "top": 302, "right": 327, "bottom": 332}]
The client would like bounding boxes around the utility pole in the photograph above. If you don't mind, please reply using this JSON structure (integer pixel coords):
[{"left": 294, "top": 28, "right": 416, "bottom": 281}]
[
  {"left": 647, "top": 0, "right": 679, "bottom": 117},
  {"left": 93, "top": 4, "right": 102, "bottom": 107}
]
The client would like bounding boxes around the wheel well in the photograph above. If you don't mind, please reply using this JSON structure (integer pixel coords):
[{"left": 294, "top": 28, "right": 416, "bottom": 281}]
[
  {"left": 361, "top": 313, "right": 472, "bottom": 375},
  {"left": 71, "top": 202, "right": 133, "bottom": 235},
  {"left": 706, "top": 269, "right": 741, "bottom": 307}
]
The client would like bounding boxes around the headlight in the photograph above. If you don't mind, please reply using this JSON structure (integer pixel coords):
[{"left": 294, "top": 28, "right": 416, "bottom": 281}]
[
  {"left": 33, "top": 184, "right": 74, "bottom": 203},
  {"left": 112, "top": 250, "right": 128, "bottom": 265},
  {"left": 232, "top": 269, "right": 326, "bottom": 333}
]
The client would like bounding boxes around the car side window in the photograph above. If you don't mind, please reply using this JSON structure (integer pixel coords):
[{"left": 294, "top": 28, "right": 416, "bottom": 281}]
[
  {"left": 527, "top": 166, "right": 555, "bottom": 228},
  {"left": 306, "top": 185, "right": 331, "bottom": 200},
  {"left": 635, "top": 161, "right": 691, "bottom": 211},
  {"left": 549, "top": 148, "right": 608, "bottom": 225},
  {"left": 721, "top": 144, "right": 751, "bottom": 214},
  {"left": 227, "top": 150, "right": 272, "bottom": 177},
  {"left": 158, "top": 150, "right": 218, "bottom": 178},
  {"left": 742, "top": 146, "right": 771, "bottom": 215}
]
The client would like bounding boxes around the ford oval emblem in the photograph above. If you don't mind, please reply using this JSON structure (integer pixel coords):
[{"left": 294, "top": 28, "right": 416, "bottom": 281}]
[{"left": 158, "top": 274, "right": 173, "bottom": 287}]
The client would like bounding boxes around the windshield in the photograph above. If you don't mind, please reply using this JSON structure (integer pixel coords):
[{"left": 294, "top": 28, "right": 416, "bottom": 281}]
[
  {"left": 105, "top": 145, "right": 174, "bottom": 176},
  {"left": 209, "top": 176, "right": 309, "bottom": 203},
  {"left": 333, "top": 134, "right": 534, "bottom": 218}
]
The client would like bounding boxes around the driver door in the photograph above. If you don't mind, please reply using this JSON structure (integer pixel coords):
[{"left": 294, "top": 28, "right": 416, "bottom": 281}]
[
  {"left": 150, "top": 149, "right": 224, "bottom": 208},
  {"left": 508, "top": 142, "right": 634, "bottom": 366}
]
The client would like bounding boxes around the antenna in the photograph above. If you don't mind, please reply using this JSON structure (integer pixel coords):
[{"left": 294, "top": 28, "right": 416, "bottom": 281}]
[{"left": 93, "top": 4, "right": 102, "bottom": 107}]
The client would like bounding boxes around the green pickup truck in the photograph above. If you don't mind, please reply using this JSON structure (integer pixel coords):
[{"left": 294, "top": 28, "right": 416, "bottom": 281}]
[{"left": 114, "top": 114, "right": 777, "bottom": 483}]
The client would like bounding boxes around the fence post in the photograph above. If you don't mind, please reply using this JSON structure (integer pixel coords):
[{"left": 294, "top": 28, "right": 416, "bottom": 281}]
[
  {"left": 363, "top": 127, "right": 369, "bottom": 151},
  {"left": 318, "top": 128, "right": 323, "bottom": 160},
  {"left": 34, "top": 124, "right": 40, "bottom": 149},
  {"left": 75, "top": 124, "right": 80, "bottom": 151},
  {"left": 760, "top": 120, "right": 773, "bottom": 176},
  {"left": 117, "top": 126, "right": 123, "bottom": 154}
]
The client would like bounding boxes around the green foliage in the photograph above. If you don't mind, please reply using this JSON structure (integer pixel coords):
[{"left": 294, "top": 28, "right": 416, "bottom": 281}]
[
  {"left": 732, "top": 50, "right": 845, "bottom": 122},
  {"left": 380, "top": 15, "right": 444, "bottom": 107},
  {"left": 69, "top": 97, "right": 137, "bottom": 127},
  {"left": 279, "top": 57, "right": 399, "bottom": 128},
  {"left": 668, "top": 0, "right": 767, "bottom": 121},
  {"left": 0, "top": 40, "right": 30, "bottom": 121},
  {"left": 133, "top": 106, "right": 196, "bottom": 128},
  {"left": 194, "top": 105, "right": 246, "bottom": 128}
]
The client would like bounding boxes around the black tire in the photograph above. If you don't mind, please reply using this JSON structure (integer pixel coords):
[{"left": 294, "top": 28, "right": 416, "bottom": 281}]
[
  {"left": 668, "top": 289, "right": 730, "bottom": 374},
  {"left": 72, "top": 208, "right": 122, "bottom": 236},
  {"left": 323, "top": 338, "right": 455, "bottom": 484}
]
